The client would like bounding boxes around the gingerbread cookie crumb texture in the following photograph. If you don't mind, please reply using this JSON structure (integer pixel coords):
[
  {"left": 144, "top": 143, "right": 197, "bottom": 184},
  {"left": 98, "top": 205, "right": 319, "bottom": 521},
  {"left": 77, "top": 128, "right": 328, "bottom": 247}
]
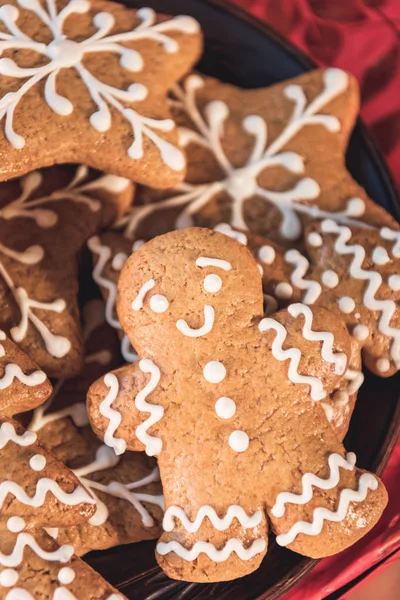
[
  {"left": 87, "top": 228, "right": 387, "bottom": 583},
  {"left": 0, "top": 0, "right": 202, "bottom": 186},
  {"left": 0, "top": 165, "right": 133, "bottom": 378}
]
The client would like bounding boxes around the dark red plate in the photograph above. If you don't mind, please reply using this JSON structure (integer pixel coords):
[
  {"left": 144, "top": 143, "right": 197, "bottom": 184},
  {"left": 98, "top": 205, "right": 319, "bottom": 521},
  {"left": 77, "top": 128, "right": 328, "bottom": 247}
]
[{"left": 84, "top": 1, "right": 400, "bottom": 598}]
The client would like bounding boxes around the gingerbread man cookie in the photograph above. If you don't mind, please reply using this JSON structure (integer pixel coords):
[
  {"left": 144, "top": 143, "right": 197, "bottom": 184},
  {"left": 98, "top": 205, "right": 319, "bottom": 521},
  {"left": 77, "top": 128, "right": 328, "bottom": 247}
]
[
  {"left": 87, "top": 228, "right": 387, "bottom": 583},
  {"left": 0, "top": 0, "right": 202, "bottom": 186},
  {"left": 119, "top": 69, "right": 398, "bottom": 245},
  {"left": 0, "top": 165, "right": 133, "bottom": 378}
]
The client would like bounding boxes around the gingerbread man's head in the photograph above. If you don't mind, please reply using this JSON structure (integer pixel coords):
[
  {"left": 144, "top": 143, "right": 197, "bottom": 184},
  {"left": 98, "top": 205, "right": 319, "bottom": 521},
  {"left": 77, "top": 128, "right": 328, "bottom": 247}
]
[{"left": 88, "top": 228, "right": 387, "bottom": 583}]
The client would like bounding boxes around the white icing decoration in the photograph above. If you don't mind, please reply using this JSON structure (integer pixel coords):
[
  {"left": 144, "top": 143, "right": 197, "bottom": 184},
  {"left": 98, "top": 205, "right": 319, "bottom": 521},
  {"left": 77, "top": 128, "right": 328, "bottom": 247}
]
[
  {"left": 288, "top": 304, "right": 347, "bottom": 375},
  {"left": 204, "top": 274, "right": 222, "bottom": 293},
  {"left": 276, "top": 473, "right": 378, "bottom": 546},
  {"left": 157, "top": 538, "right": 266, "bottom": 562},
  {"left": 372, "top": 246, "right": 390, "bottom": 266},
  {"left": 322, "top": 270, "right": 339, "bottom": 288},
  {"left": 275, "top": 282, "right": 293, "bottom": 300},
  {"left": 87, "top": 237, "right": 121, "bottom": 329},
  {"left": 0, "top": 568, "right": 18, "bottom": 587},
  {"left": 135, "top": 358, "right": 163, "bottom": 456},
  {"left": 215, "top": 397, "right": 236, "bottom": 419},
  {"left": 7, "top": 517, "right": 25, "bottom": 533},
  {"left": 259, "top": 317, "right": 326, "bottom": 401},
  {"left": 121, "top": 334, "right": 139, "bottom": 363},
  {"left": 57, "top": 568, "right": 75, "bottom": 585},
  {"left": 229, "top": 430, "right": 249, "bottom": 453},
  {"left": 257, "top": 264, "right": 263, "bottom": 276},
  {"left": 338, "top": 296, "right": 355, "bottom": 314},
  {"left": 353, "top": 324, "right": 369, "bottom": 342},
  {"left": 380, "top": 227, "right": 400, "bottom": 257},
  {"left": 0, "top": 2, "right": 198, "bottom": 168},
  {"left": 123, "top": 69, "right": 371, "bottom": 241},
  {"left": 321, "top": 402, "right": 334, "bottom": 422},
  {"left": 131, "top": 280, "right": 155, "bottom": 311},
  {"left": 323, "top": 219, "right": 400, "bottom": 367},
  {"left": 149, "top": 294, "right": 169, "bottom": 313},
  {"left": 0, "top": 422, "right": 37, "bottom": 449},
  {"left": 0, "top": 364, "right": 46, "bottom": 389},
  {"left": 0, "top": 475, "right": 95, "bottom": 509},
  {"left": 99, "top": 373, "right": 126, "bottom": 456},
  {"left": 176, "top": 305, "right": 215, "bottom": 338},
  {"left": 285, "top": 249, "right": 321, "bottom": 304},
  {"left": 0, "top": 533, "right": 73, "bottom": 567},
  {"left": 388, "top": 274, "right": 400, "bottom": 291},
  {"left": 29, "top": 454, "right": 46, "bottom": 471},
  {"left": 111, "top": 252, "right": 127, "bottom": 271},
  {"left": 377, "top": 358, "right": 390, "bottom": 372},
  {"left": 163, "top": 505, "right": 262, "bottom": 533},
  {"left": 308, "top": 232, "right": 323, "bottom": 247},
  {"left": 196, "top": 257, "right": 232, "bottom": 271},
  {"left": 258, "top": 245, "right": 276, "bottom": 265},
  {"left": 203, "top": 361, "right": 226, "bottom": 384},
  {"left": 271, "top": 452, "right": 356, "bottom": 517},
  {"left": 213, "top": 223, "right": 247, "bottom": 245}
]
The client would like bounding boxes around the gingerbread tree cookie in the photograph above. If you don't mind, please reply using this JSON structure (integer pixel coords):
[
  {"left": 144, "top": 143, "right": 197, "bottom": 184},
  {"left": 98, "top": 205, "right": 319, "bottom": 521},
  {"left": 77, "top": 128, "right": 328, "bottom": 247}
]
[
  {"left": 0, "top": 527, "right": 126, "bottom": 599},
  {"left": 119, "top": 69, "right": 398, "bottom": 245},
  {"left": 24, "top": 299, "right": 163, "bottom": 555},
  {"left": 0, "top": 0, "right": 202, "bottom": 186},
  {"left": 0, "top": 165, "right": 133, "bottom": 378},
  {"left": 87, "top": 228, "right": 387, "bottom": 583}
]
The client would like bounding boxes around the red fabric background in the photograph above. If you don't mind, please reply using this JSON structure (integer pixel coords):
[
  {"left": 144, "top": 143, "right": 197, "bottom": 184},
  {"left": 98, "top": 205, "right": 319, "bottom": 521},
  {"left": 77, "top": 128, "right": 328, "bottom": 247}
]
[{"left": 227, "top": 1, "right": 400, "bottom": 598}]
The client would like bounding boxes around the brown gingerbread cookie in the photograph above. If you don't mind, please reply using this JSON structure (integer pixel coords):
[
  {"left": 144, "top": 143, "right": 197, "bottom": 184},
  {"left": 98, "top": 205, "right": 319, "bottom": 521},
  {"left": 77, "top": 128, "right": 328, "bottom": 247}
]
[
  {"left": 0, "top": 165, "right": 133, "bottom": 378},
  {"left": 26, "top": 299, "right": 163, "bottom": 554},
  {"left": 117, "top": 69, "right": 398, "bottom": 245},
  {"left": 0, "top": 527, "right": 126, "bottom": 599},
  {"left": 0, "top": 0, "right": 202, "bottom": 186},
  {"left": 87, "top": 228, "right": 387, "bottom": 583}
]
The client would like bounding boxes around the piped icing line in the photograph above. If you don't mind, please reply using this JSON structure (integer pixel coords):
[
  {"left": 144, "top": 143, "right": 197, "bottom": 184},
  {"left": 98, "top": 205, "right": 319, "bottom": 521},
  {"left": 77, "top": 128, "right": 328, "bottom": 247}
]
[
  {"left": 87, "top": 236, "right": 121, "bottom": 330},
  {"left": 380, "top": 227, "right": 400, "bottom": 258},
  {"left": 259, "top": 318, "right": 326, "bottom": 400},
  {"left": 131, "top": 280, "right": 156, "bottom": 311},
  {"left": 0, "top": 1, "right": 198, "bottom": 166},
  {"left": 0, "top": 421, "right": 37, "bottom": 449},
  {"left": 322, "top": 219, "right": 400, "bottom": 368},
  {"left": 0, "top": 533, "right": 73, "bottom": 567},
  {"left": 276, "top": 473, "right": 378, "bottom": 547},
  {"left": 196, "top": 257, "right": 232, "bottom": 271},
  {"left": 0, "top": 364, "right": 46, "bottom": 389},
  {"left": 176, "top": 305, "right": 215, "bottom": 337},
  {"left": 135, "top": 359, "right": 163, "bottom": 456},
  {"left": 0, "top": 476, "right": 95, "bottom": 509},
  {"left": 271, "top": 452, "right": 356, "bottom": 517},
  {"left": 157, "top": 538, "right": 266, "bottom": 562},
  {"left": 287, "top": 303, "right": 347, "bottom": 375},
  {"left": 99, "top": 373, "right": 126, "bottom": 456},
  {"left": 163, "top": 505, "right": 262, "bottom": 532},
  {"left": 285, "top": 249, "right": 322, "bottom": 304},
  {"left": 214, "top": 223, "right": 248, "bottom": 245}
]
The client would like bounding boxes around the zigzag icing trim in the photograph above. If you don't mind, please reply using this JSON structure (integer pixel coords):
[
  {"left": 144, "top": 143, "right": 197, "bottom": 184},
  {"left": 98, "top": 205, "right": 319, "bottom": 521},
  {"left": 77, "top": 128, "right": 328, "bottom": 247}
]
[
  {"left": 163, "top": 505, "right": 262, "bottom": 533},
  {"left": 272, "top": 452, "right": 356, "bottom": 517},
  {"left": 0, "top": 364, "right": 46, "bottom": 390},
  {"left": 135, "top": 359, "right": 164, "bottom": 456},
  {"left": 157, "top": 538, "right": 266, "bottom": 562},
  {"left": 0, "top": 533, "right": 73, "bottom": 567},
  {"left": 276, "top": 472, "right": 378, "bottom": 547},
  {"left": 0, "top": 422, "right": 37, "bottom": 449},
  {"left": 285, "top": 249, "right": 321, "bottom": 304},
  {"left": 99, "top": 373, "right": 126, "bottom": 456},
  {"left": 288, "top": 303, "right": 347, "bottom": 375},
  {"left": 0, "top": 477, "right": 95, "bottom": 509}
]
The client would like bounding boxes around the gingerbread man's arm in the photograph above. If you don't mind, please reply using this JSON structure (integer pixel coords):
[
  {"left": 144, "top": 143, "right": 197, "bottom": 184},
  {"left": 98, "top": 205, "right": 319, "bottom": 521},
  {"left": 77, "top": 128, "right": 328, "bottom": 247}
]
[{"left": 87, "top": 360, "right": 164, "bottom": 457}]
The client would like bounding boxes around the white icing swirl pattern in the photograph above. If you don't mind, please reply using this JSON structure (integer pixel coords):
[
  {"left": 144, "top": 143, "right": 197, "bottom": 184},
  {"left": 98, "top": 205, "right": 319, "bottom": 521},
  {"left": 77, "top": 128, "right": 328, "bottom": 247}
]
[
  {"left": 163, "top": 505, "right": 262, "bottom": 532},
  {"left": 157, "top": 538, "right": 266, "bottom": 562}
]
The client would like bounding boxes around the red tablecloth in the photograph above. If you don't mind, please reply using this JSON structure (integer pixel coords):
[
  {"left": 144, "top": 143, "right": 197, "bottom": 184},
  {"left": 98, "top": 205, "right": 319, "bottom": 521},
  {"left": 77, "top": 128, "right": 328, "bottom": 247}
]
[{"left": 228, "top": 1, "right": 400, "bottom": 598}]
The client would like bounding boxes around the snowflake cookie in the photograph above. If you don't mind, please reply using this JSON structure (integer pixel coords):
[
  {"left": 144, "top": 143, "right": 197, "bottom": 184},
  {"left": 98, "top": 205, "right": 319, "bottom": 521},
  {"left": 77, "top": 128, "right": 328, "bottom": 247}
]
[
  {"left": 87, "top": 228, "right": 387, "bottom": 583},
  {"left": 0, "top": 164, "right": 133, "bottom": 378},
  {"left": 120, "top": 69, "right": 398, "bottom": 245},
  {"left": 0, "top": 0, "right": 202, "bottom": 186}
]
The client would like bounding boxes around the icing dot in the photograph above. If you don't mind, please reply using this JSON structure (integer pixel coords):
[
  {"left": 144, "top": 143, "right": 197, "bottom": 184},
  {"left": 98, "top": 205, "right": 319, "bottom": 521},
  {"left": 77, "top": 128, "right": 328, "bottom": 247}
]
[
  {"left": 258, "top": 245, "right": 275, "bottom": 264},
  {"left": 204, "top": 274, "right": 222, "bottom": 293},
  {"left": 215, "top": 397, "right": 236, "bottom": 419},
  {"left": 346, "top": 197, "right": 365, "bottom": 217},
  {"left": 353, "top": 324, "right": 369, "bottom": 342},
  {"left": 275, "top": 282, "right": 293, "bottom": 299},
  {"left": 149, "top": 294, "right": 169, "bottom": 313},
  {"left": 322, "top": 270, "right": 339, "bottom": 288},
  {"left": 58, "top": 567, "right": 75, "bottom": 585},
  {"left": 372, "top": 246, "right": 390, "bottom": 266},
  {"left": 229, "top": 430, "right": 249, "bottom": 453},
  {"left": 111, "top": 252, "right": 127, "bottom": 271},
  {"left": 7, "top": 517, "right": 25, "bottom": 533},
  {"left": 377, "top": 358, "right": 390, "bottom": 372},
  {"left": 388, "top": 274, "right": 400, "bottom": 291},
  {"left": 203, "top": 361, "right": 226, "bottom": 384},
  {"left": 132, "top": 240, "right": 144, "bottom": 252},
  {"left": 29, "top": 454, "right": 46, "bottom": 471},
  {"left": 0, "top": 569, "right": 18, "bottom": 587},
  {"left": 338, "top": 297, "right": 355, "bottom": 314},
  {"left": 308, "top": 232, "right": 323, "bottom": 247}
]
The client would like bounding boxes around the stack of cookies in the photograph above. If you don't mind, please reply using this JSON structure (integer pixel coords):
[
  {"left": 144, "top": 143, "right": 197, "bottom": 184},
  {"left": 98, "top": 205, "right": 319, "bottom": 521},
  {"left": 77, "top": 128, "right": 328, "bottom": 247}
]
[{"left": 0, "top": 0, "right": 397, "bottom": 596}]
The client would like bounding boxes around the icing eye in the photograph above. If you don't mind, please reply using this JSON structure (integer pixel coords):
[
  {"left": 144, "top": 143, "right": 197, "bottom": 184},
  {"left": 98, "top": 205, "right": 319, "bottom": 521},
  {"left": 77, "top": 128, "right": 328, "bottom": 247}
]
[
  {"left": 149, "top": 294, "right": 169, "bottom": 313},
  {"left": 204, "top": 274, "right": 222, "bottom": 293}
]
